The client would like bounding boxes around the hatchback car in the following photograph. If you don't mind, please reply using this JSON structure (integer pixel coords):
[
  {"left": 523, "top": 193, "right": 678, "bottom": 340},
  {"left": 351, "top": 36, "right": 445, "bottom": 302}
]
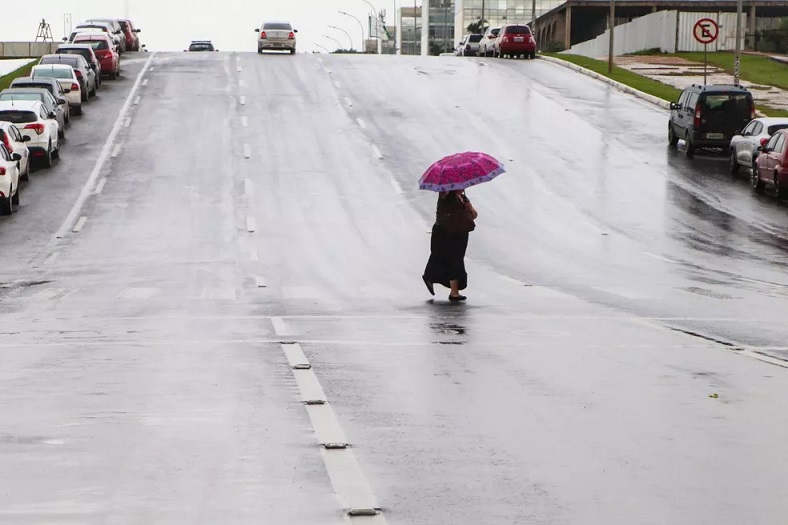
[
  {"left": 256, "top": 22, "right": 297, "bottom": 54},
  {"left": 31, "top": 64, "right": 82, "bottom": 114},
  {"left": 456, "top": 34, "right": 483, "bottom": 56},
  {"left": 729, "top": 117, "right": 788, "bottom": 174},
  {"left": 75, "top": 21, "right": 125, "bottom": 53},
  {"left": 84, "top": 19, "right": 127, "bottom": 53},
  {"left": 187, "top": 40, "right": 218, "bottom": 52},
  {"left": 118, "top": 19, "right": 142, "bottom": 51},
  {"left": 73, "top": 34, "right": 120, "bottom": 79},
  {"left": 0, "top": 100, "right": 60, "bottom": 168},
  {"left": 0, "top": 88, "right": 68, "bottom": 137},
  {"left": 56, "top": 44, "right": 102, "bottom": 88},
  {"left": 0, "top": 122, "right": 31, "bottom": 181},
  {"left": 39, "top": 54, "right": 96, "bottom": 98},
  {"left": 479, "top": 26, "right": 501, "bottom": 57},
  {"left": 494, "top": 24, "right": 537, "bottom": 59},
  {"left": 753, "top": 129, "right": 788, "bottom": 199},
  {"left": 0, "top": 143, "right": 22, "bottom": 215},
  {"left": 8, "top": 77, "right": 71, "bottom": 124},
  {"left": 669, "top": 84, "right": 754, "bottom": 157}
]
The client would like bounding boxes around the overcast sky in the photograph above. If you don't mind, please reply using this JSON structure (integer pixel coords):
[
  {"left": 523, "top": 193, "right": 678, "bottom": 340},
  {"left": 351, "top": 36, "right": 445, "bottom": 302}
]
[{"left": 0, "top": 0, "right": 408, "bottom": 53}]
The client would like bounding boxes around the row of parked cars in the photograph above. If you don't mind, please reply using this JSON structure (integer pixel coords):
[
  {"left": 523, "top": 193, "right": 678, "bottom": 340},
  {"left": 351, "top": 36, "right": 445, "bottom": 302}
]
[
  {"left": 455, "top": 24, "right": 537, "bottom": 59},
  {"left": 0, "top": 17, "right": 141, "bottom": 215},
  {"left": 667, "top": 83, "right": 788, "bottom": 200}
]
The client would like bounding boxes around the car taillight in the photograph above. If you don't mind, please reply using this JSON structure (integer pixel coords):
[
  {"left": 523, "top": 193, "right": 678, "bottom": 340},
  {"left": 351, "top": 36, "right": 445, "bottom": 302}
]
[
  {"left": 0, "top": 167, "right": 6, "bottom": 176},
  {"left": 694, "top": 104, "right": 702, "bottom": 128},
  {"left": 24, "top": 123, "right": 46, "bottom": 135},
  {"left": 288, "top": 32, "right": 295, "bottom": 39},
  {"left": 260, "top": 31, "right": 267, "bottom": 39},
  {"left": 75, "top": 70, "right": 83, "bottom": 78},
  {"left": 1, "top": 134, "right": 11, "bottom": 153},
  {"left": 502, "top": 36, "right": 510, "bottom": 43},
  {"left": 71, "top": 83, "right": 80, "bottom": 91}
]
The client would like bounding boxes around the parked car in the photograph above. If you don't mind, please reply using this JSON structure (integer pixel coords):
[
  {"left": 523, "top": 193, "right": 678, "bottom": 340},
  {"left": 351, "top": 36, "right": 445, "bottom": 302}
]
[
  {"left": 56, "top": 44, "right": 102, "bottom": 88},
  {"left": 456, "top": 34, "right": 483, "bottom": 56},
  {"left": 669, "top": 84, "right": 754, "bottom": 157},
  {"left": 39, "top": 54, "right": 97, "bottom": 99},
  {"left": 31, "top": 64, "right": 82, "bottom": 115},
  {"left": 255, "top": 22, "right": 297, "bottom": 54},
  {"left": 494, "top": 24, "right": 537, "bottom": 59},
  {"left": 118, "top": 19, "right": 142, "bottom": 51},
  {"left": 478, "top": 26, "right": 501, "bottom": 57},
  {"left": 186, "top": 40, "right": 218, "bottom": 52},
  {"left": 84, "top": 19, "right": 127, "bottom": 53},
  {"left": 0, "top": 100, "right": 60, "bottom": 168},
  {"left": 730, "top": 117, "right": 788, "bottom": 174},
  {"left": 0, "top": 122, "right": 30, "bottom": 181},
  {"left": 0, "top": 88, "right": 67, "bottom": 137},
  {"left": 67, "top": 24, "right": 120, "bottom": 51},
  {"left": 72, "top": 34, "right": 120, "bottom": 80},
  {"left": 0, "top": 143, "right": 21, "bottom": 214},
  {"left": 753, "top": 128, "right": 788, "bottom": 199},
  {"left": 8, "top": 77, "right": 70, "bottom": 124}
]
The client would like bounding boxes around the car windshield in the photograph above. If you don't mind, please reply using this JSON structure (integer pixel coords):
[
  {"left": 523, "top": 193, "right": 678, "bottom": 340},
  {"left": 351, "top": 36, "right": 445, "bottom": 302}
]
[
  {"left": 0, "top": 93, "right": 42, "bottom": 103},
  {"left": 506, "top": 25, "right": 532, "bottom": 35},
  {"left": 0, "top": 110, "right": 37, "bottom": 124},
  {"left": 768, "top": 124, "right": 788, "bottom": 135},
  {"left": 34, "top": 68, "right": 72, "bottom": 79},
  {"left": 76, "top": 40, "right": 109, "bottom": 50},
  {"left": 469, "top": 35, "right": 483, "bottom": 43},
  {"left": 263, "top": 23, "right": 292, "bottom": 30},
  {"left": 703, "top": 94, "right": 750, "bottom": 115}
]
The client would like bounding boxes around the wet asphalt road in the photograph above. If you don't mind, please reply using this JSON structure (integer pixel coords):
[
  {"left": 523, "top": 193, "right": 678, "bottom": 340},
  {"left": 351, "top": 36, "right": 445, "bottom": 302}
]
[{"left": 0, "top": 52, "right": 787, "bottom": 524}]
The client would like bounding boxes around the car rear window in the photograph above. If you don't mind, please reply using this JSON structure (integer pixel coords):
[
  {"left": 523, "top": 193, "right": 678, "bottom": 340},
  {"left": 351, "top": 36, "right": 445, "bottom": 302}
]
[
  {"left": 189, "top": 43, "right": 214, "bottom": 51},
  {"left": 33, "top": 68, "right": 72, "bottom": 79},
  {"left": 505, "top": 25, "right": 532, "bottom": 35},
  {"left": 59, "top": 49, "right": 92, "bottom": 61},
  {"left": 0, "top": 110, "right": 37, "bottom": 124},
  {"left": 469, "top": 34, "right": 483, "bottom": 43},
  {"left": 263, "top": 23, "right": 292, "bottom": 30},
  {"left": 703, "top": 94, "right": 751, "bottom": 114},
  {"left": 41, "top": 56, "right": 78, "bottom": 67},
  {"left": 768, "top": 124, "right": 788, "bottom": 135},
  {"left": 0, "top": 93, "right": 42, "bottom": 103},
  {"left": 76, "top": 40, "right": 109, "bottom": 50}
]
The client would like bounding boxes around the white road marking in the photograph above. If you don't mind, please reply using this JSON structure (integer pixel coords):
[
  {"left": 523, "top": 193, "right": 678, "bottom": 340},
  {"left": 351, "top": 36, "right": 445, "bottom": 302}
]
[
  {"left": 110, "top": 144, "right": 121, "bottom": 158},
  {"left": 390, "top": 178, "right": 403, "bottom": 194},
  {"left": 71, "top": 216, "right": 87, "bottom": 233},
  {"left": 142, "top": 78, "right": 148, "bottom": 87},
  {"left": 281, "top": 342, "right": 310, "bottom": 368},
  {"left": 356, "top": 118, "right": 366, "bottom": 129},
  {"left": 271, "top": 316, "right": 289, "bottom": 336},
  {"left": 254, "top": 276, "right": 267, "bottom": 288},
  {"left": 250, "top": 249, "right": 259, "bottom": 261},
  {"left": 239, "top": 79, "right": 246, "bottom": 87},
  {"left": 53, "top": 53, "right": 155, "bottom": 239},
  {"left": 32, "top": 288, "right": 69, "bottom": 301},
  {"left": 123, "top": 117, "right": 131, "bottom": 128},
  {"left": 644, "top": 251, "right": 678, "bottom": 264},
  {"left": 344, "top": 97, "right": 353, "bottom": 107},
  {"left": 239, "top": 95, "right": 246, "bottom": 105},
  {"left": 117, "top": 287, "right": 159, "bottom": 299},
  {"left": 244, "top": 178, "right": 253, "bottom": 197},
  {"left": 237, "top": 66, "right": 242, "bottom": 73},
  {"left": 243, "top": 143, "right": 251, "bottom": 159},
  {"left": 149, "top": 66, "right": 155, "bottom": 70},
  {"left": 93, "top": 178, "right": 106, "bottom": 195},
  {"left": 133, "top": 95, "right": 141, "bottom": 105},
  {"left": 293, "top": 368, "right": 328, "bottom": 404},
  {"left": 371, "top": 145, "right": 383, "bottom": 159},
  {"left": 334, "top": 80, "right": 341, "bottom": 88},
  {"left": 246, "top": 217, "right": 256, "bottom": 232},
  {"left": 241, "top": 115, "right": 248, "bottom": 127},
  {"left": 43, "top": 251, "right": 59, "bottom": 266}
]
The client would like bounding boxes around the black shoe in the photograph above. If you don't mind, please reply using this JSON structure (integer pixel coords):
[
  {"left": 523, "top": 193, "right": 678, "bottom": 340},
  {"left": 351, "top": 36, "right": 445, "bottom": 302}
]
[
  {"left": 422, "top": 276, "right": 435, "bottom": 296},
  {"left": 448, "top": 294, "right": 466, "bottom": 302}
]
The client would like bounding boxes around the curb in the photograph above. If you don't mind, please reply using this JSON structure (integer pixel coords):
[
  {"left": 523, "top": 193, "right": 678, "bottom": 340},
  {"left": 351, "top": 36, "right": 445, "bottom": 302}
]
[{"left": 538, "top": 55, "right": 671, "bottom": 110}]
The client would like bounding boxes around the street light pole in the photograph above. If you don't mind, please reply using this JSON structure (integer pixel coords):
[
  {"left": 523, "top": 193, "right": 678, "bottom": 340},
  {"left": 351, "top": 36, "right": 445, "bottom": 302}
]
[
  {"left": 608, "top": 0, "right": 615, "bottom": 73},
  {"left": 339, "top": 11, "right": 365, "bottom": 53},
  {"left": 360, "top": 0, "right": 382, "bottom": 54},
  {"left": 329, "top": 25, "right": 354, "bottom": 51},
  {"left": 734, "top": 0, "right": 743, "bottom": 86},
  {"left": 315, "top": 43, "right": 331, "bottom": 53},
  {"left": 322, "top": 34, "right": 343, "bottom": 50}
]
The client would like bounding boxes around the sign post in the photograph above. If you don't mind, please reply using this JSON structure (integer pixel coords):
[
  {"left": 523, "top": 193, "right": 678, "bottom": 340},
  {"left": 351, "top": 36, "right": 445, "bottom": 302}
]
[{"left": 693, "top": 18, "right": 719, "bottom": 86}]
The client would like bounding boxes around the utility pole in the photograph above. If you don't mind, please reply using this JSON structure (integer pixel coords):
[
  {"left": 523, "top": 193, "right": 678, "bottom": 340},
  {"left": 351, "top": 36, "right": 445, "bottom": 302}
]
[
  {"left": 608, "top": 0, "right": 615, "bottom": 73},
  {"left": 734, "top": 0, "right": 743, "bottom": 86},
  {"left": 531, "top": 0, "right": 537, "bottom": 49}
]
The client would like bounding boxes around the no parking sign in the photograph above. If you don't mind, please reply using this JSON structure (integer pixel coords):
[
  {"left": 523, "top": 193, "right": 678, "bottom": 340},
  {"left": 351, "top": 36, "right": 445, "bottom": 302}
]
[{"left": 693, "top": 18, "right": 719, "bottom": 45}]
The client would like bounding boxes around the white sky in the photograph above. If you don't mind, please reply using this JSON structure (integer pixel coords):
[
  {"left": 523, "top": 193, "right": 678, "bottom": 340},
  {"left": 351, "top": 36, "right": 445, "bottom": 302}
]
[{"left": 0, "top": 0, "right": 410, "bottom": 53}]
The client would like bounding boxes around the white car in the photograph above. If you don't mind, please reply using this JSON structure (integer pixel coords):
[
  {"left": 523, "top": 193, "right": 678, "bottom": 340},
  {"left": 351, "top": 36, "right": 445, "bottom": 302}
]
[
  {"left": 479, "top": 26, "right": 501, "bottom": 57},
  {"left": 0, "top": 100, "right": 60, "bottom": 169},
  {"left": 0, "top": 122, "right": 31, "bottom": 181},
  {"left": 31, "top": 64, "right": 82, "bottom": 115},
  {"left": 729, "top": 117, "right": 788, "bottom": 174},
  {"left": 0, "top": 142, "right": 21, "bottom": 215},
  {"left": 256, "top": 21, "right": 297, "bottom": 54}
]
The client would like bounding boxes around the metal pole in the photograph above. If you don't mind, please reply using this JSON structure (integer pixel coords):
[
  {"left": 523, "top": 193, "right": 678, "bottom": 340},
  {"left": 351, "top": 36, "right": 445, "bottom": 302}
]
[
  {"left": 329, "top": 25, "right": 354, "bottom": 51},
  {"left": 339, "top": 11, "right": 365, "bottom": 52},
  {"left": 608, "top": 0, "right": 615, "bottom": 74},
  {"left": 361, "top": 0, "right": 382, "bottom": 54},
  {"left": 704, "top": 43, "right": 708, "bottom": 85},
  {"left": 315, "top": 43, "right": 331, "bottom": 53},
  {"left": 322, "top": 34, "right": 343, "bottom": 49},
  {"left": 531, "top": 0, "right": 537, "bottom": 49},
  {"left": 734, "top": 0, "right": 743, "bottom": 86},
  {"left": 413, "top": 0, "right": 417, "bottom": 55}
]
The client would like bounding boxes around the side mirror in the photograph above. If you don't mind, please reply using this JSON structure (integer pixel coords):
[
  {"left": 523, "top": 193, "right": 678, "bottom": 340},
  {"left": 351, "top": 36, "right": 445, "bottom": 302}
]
[
  {"left": 254, "top": 28, "right": 260, "bottom": 32},
  {"left": 58, "top": 98, "right": 67, "bottom": 105},
  {"left": 670, "top": 102, "right": 679, "bottom": 110},
  {"left": 760, "top": 138, "right": 769, "bottom": 147},
  {"left": 62, "top": 37, "right": 67, "bottom": 41},
  {"left": 64, "top": 88, "right": 71, "bottom": 93},
  {"left": 294, "top": 29, "right": 298, "bottom": 33},
  {"left": 134, "top": 29, "right": 141, "bottom": 33},
  {"left": 11, "top": 153, "right": 22, "bottom": 161},
  {"left": 22, "top": 136, "right": 31, "bottom": 142},
  {"left": 49, "top": 112, "right": 57, "bottom": 119}
]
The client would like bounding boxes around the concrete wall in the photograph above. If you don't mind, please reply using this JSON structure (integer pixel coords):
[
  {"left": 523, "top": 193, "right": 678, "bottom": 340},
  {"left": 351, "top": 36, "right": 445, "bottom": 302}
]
[
  {"left": 563, "top": 10, "right": 746, "bottom": 58},
  {"left": 0, "top": 42, "right": 61, "bottom": 58}
]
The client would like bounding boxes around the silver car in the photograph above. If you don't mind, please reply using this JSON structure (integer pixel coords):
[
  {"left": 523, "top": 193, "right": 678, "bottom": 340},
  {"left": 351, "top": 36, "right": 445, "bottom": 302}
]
[
  {"left": 39, "top": 54, "right": 97, "bottom": 99},
  {"left": 0, "top": 88, "right": 68, "bottom": 138},
  {"left": 456, "top": 34, "right": 483, "bottom": 56},
  {"left": 729, "top": 117, "right": 788, "bottom": 174},
  {"left": 256, "top": 21, "right": 297, "bottom": 54}
]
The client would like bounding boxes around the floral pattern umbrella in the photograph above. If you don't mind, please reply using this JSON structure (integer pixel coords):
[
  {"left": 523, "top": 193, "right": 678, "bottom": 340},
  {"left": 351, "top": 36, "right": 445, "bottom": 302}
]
[{"left": 418, "top": 152, "right": 505, "bottom": 192}]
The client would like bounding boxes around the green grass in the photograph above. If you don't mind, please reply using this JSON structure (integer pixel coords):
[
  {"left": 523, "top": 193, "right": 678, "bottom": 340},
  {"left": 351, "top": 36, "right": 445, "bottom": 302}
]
[
  {"left": 672, "top": 52, "right": 788, "bottom": 91},
  {"left": 544, "top": 53, "right": 682, "bottom": 102},
  {"left": 0, "top": 60, "right": 36, "bottom": 92}
]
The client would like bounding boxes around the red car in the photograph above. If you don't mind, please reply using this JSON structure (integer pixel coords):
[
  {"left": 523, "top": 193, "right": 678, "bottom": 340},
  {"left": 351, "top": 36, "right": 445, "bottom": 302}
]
[
  {"left": 753, "top": 129, "right": 788, "bottom": 199},
  {"left": 118, "top": 19, "right": 141, "bottom": 52},
  {"left": 73, "top": 34, "right": 120, "bottom": 80},
  {"left": 494, "top": 24, "right": 537, "bottom": 59}
]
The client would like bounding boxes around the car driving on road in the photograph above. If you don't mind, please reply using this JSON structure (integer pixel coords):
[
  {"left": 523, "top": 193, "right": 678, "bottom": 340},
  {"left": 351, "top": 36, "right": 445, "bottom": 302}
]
[
  {"left": 31, "top": 64, "right": 83, "bottom": 115},
  {"left": 187, "top": 40, "right": 217, "bottom": 52},
  {"left": 0, "top": 100, "right": 60, "bottom": 168},
  {"left": 729, "top": 117, "right": 788, "bottom": 174},
  {"left": 494, "top": 24, "right": 537, "bottom": 59},
  {"left": 256, "top": 22, "right": 297, "bottom": 54}
]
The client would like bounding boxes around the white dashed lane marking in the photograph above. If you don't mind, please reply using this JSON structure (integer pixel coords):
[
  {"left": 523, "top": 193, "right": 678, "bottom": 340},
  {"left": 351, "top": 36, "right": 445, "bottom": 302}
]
[
  {"left": 250, "top": 250, "right": 259, "bottom": 262},
  {"left": 239, "top": 95, "right": 246, "bottom": 105},
  {"left": 241, "top": 116, "right": 248, "bottom": 127},
  {"left": 243, "top": 143, "right": 251, "bottom": 158},
  {"left": 372, "top": 145, "right": 383, "bottom": 159},
  {"left": 110, "top": 144, "right": 121, "bottom": 158},
  {"left": 246, "top": 217, "right": 256, "bottom": 233},
  {"left": 356, "top": 118, "right": 366, "bottom": 129},
  {"left": 133, "top": 95, "right": 141, "bottom": 105},
  {"left": 142, "top": 78, "right": 148, "bottom": 87},
  {"left": 93, "top": 178, "right": 106, "bottom": 195},
  {"left": 72, "top": 216, "right": 87, "bottom": 233},
  {"left": 344, "top": 97, "right": 353, "bottom": 107}
]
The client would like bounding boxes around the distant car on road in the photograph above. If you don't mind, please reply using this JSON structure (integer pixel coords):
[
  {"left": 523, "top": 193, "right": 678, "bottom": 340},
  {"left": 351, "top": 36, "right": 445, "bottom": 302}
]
[
  {"left": 0, "top": 100, "right": 60, "bottom": 169},
  {"left": 39, "top": 54, "right": 97, "bottom": 99},
  {"left": 31, "top": 64, "right": 83, "bottom": 115},
  {"left": 0, "top": 142, "right": 21, "bottom": 214},
  {"left": 0, "top": 88, "right": 68, "bottom": 137},
  {"left": 729, "top": 117, "right": 788, "bottom": 174},
  {"left": 72, "top": 34, "right": 120, "bottom": 80},
  {"left": 186, "top": 40, "right": 218, "bottom": 52},
  {"left": 0, "top": 122, "right": 31, "bottom": 181},
  {"left": 478, "top": 26, "right": 501, "bottom": 57},
  {"left": 668, "top": 84, "right": 755, "bottom": 157},
  {"left": 118, "top": 19, "right": 142, "bottom": 51},
  {"left": 255, "top": 22, "right": 297, "bottom": 54},
  {"left": 494, "top": 24, "right": 537, "bottom": 59},
  {"left": 456, "top": 34, "right": 482, "bottom": 56},
  {"left": 753, "top": 128, "right": 788, "bottom": 199},
  {"left": 8, "top": 77, "right": 71, "bottom": 125}
]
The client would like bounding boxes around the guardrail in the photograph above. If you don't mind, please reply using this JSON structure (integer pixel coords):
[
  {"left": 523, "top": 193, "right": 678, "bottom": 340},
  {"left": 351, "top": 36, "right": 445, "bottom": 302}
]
[{"left": 0, "top": 42, "right": 62, "bottom": 58}]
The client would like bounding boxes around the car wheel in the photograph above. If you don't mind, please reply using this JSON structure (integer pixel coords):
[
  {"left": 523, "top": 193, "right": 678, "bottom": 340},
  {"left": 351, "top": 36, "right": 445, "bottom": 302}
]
[
  {"left": 74, "top": 105, "right": 82, "bottom": 116},
  {"left": 110, "top": 70, "right": 117, "bottom": 80},
  {"left": 11, "top": 185, "right": 19, "bottom": 206},
  {"left": 290, "top": 49, "right": 296, "bottom": 55},
  {"left": 0, "top": 188, "right": 12, "bottom": 215},
  {"left": 775, "top": 173, "right": 784, "bottom": 200},
  {"left": 685, "top": 134, "right": 695, "bottom": 157},
  {"left": 530, "top": 52, "right": 536, "bottom": 59},
  {"left": 667, "top": 124, "right": 678, "bottom": 147},
  {"left": 42, "top": 142, "right": 53, "bottom": 169},
  {"left": 20, "top": 162, "right": 29, "bottom": 182},
  {"left": 52, "top": 144, "right": 60, "bottom": 159},
  {"left": 59, "top": 126, "right": 65, "bottom": 139},
  {"left": 729, "top": 151, "right": 740, "bottom": 174},
  {"left": 751, "top": 166, "right": 764, "bottom": 191},
  {"left": 90, "top": 83, "right": 97, "bottom": 97}
]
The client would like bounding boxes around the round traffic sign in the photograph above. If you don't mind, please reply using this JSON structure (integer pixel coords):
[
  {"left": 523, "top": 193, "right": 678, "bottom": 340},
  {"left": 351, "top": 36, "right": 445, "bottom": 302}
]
[{"left": 693, "top": 18, "right": 719, "bottom": 45}]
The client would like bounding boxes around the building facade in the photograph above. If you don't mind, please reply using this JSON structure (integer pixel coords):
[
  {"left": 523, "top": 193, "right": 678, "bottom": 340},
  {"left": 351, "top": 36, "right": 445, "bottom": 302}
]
[{"left": 454, "top": 0, "right": 565, "bottom": 45}]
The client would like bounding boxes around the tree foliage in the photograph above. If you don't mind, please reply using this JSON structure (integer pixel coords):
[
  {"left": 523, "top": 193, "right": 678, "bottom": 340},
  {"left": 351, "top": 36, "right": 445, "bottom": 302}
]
[{"left": 466, "top": 19, "right": 488, "bottom": 35}]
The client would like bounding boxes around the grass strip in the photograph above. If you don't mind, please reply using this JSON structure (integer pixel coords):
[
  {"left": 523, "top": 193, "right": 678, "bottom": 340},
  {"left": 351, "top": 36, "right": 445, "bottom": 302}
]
[
  {"left": 672, "top": 52, "right": 788, "bottom": 91},
  {"left": 0, "top": 60, "right": 36, "bottom": 92}
]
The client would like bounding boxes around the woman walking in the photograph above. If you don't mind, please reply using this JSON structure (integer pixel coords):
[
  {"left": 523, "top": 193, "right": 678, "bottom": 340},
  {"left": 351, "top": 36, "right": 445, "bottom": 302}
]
[{"left": 422, "top": 190, "right": 478, "bottom": 301}]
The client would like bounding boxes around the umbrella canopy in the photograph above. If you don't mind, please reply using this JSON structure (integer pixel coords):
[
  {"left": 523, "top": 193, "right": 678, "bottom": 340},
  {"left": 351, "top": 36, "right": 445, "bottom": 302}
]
[{"left": 418, "top": 151, "right": 505, "bottom": 192}]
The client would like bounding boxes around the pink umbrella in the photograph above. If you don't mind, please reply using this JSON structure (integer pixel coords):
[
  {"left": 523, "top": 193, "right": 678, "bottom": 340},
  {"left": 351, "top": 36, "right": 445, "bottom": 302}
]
[{"left": 418, "top": 151, "right": 505, "bottom": 192}]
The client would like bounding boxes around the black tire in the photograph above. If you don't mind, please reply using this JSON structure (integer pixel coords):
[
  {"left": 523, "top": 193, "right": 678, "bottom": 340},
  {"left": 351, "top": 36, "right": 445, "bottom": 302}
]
[
  {"left": 90, "top": 82, "right": 97, "bottom": 97},
  {"left": 290, "top": 49, "right": 296, "bottom": 55},
  {"left": 775, "top": 173, "right": 784, "bottom": 200},
  {"left": 52, "top": 145, "right": 60, "bottom": 160},
  {"left": 685, "top": 135, "right": 695, "bottom": 158},
  {"left": 11, "top": 186, "right": 19, "bottom": 206},
  {"left": 751, "top": 163, "right": 764, "bottom": 191},
  {"left": 258, "top": 48, "right": 263, "bottom": 54},
  {"left": 530, "top": 52, "right": 536, "bottom": 59},
  {"left": 668, "top": 124, "right": 678, "bottom": 147},
  {"left": 74, "top": 105, "right": 83, "bottom": 116},
  {"left": 42, "top": 142, "right": 52, "bottom": 169},
  {"left": 0, "top": 190, "right": 12, "bottom": 215},
  {"left": 59, "top": 126, "right": 65, "bottom": 139},
  {"left": 110, "top": 70, "right": 117, "bottom": 80},
  {"left": 729, "top": 150, "right": 740, "bottom": 174},
  {"left": 20, "top": 162, "right": 29, "bottom": 182}
]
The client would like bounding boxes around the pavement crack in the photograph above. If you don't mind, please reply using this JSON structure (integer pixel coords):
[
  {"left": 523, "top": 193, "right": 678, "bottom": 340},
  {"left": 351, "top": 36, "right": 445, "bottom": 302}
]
[{"left": 668, "top": 327, "right": 738, "bottom": 349}]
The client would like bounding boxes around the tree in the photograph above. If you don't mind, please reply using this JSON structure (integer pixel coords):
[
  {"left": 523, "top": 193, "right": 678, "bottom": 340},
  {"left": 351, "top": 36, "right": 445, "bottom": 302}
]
[{"left": 466, "top": 19, "right": 488, "bottom": 35}]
